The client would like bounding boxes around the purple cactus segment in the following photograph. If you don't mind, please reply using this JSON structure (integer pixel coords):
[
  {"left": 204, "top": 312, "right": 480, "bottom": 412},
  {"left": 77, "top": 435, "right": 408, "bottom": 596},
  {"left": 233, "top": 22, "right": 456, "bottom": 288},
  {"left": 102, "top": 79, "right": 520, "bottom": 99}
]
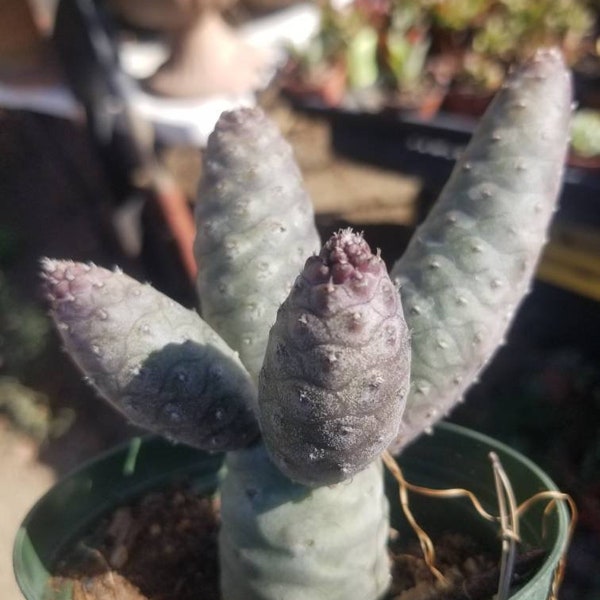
[
  {"left": 258, "top": 230, "right": 411, "bottom": 486},
  {"left": 305, "top": 229, "right": 382, "bottom": 287},
  {"left": 302, "top": 256, "right": 330, "bottom": 285},
  {"left": 42, "top": 259, "right": 104, "bottom": 313},
  {"left": 294, "top": 230, "right": 394, "bottom": 321},
  {"left": 41, "top": 259, "right": 260, "bottom": 451}
]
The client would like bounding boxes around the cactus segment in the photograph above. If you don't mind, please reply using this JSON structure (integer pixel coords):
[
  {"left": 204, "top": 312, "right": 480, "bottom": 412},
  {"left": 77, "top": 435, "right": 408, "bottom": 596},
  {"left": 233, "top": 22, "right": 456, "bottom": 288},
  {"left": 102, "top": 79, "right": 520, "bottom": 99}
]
[
  {"left": 219, "top": 442, "right": 390, "bottom": 600},
  {"left": 41, "top": 259, "right": 259, "bottom": 450},
  {"left": 259, "top": 230, "right": 411, "bottom": 486},
  {"left": 194, "top": 107, "right": 321, "bottom": 382},
  {"left": 390, "top": 48, "right": 572, "bottom": 452}
]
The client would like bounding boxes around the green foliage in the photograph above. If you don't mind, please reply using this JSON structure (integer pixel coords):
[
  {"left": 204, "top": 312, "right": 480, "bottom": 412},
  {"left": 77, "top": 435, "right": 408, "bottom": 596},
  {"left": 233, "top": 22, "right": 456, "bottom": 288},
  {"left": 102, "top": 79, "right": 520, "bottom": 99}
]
[
  {"left": 427, "top": 0, "right": 491, "bottom": 31},
  {"left": 386, "top": 8, "right": 431, "bottom": 88},
  {"left": 287, "top": 0, "right": 593, "bottom": 100},
  {"left": 571, "top": 109, "right": 600, "bottom": 158},
  {"left": 0, "top": 272, "right": 49, "bottom": 374},
  {"left": 0, "top": 377, "right": 74, "bottom": 441},
  {"left": 473, "top": 0, "right": 593, "bottom": 63}
]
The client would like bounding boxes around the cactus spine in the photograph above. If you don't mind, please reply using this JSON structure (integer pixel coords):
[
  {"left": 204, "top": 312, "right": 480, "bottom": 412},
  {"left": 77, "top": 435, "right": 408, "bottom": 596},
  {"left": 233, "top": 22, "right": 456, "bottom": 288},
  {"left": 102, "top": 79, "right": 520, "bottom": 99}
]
[{"left": 42, "top": 48, "right": 572, "bottom": 600}]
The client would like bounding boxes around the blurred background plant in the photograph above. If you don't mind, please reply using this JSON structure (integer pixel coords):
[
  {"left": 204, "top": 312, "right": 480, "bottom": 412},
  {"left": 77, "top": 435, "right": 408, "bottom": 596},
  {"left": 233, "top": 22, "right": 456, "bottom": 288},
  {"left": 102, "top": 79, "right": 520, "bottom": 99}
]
[
  {"left": 0, "top": 272, "right": 49, "bottom": 377},
  {"left": 571, "top": 109, "right": 600, "bottom": 159},
  {"left": 283, "top": 0, "right": 596, "bottom": 114},
  {"left": 0, "top": 271, "right": 75, "bottom": 442},
  {"left": 283, "top": 0, "right": 439, "bottom": 111},
  {"left": 380, "top": 0, "right": 434, "bottom": 108}
]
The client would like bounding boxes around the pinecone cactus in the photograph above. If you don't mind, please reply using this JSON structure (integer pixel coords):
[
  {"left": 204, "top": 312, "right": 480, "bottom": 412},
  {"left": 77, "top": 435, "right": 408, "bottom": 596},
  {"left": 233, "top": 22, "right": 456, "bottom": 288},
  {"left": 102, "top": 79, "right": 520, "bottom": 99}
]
[
  {"left": 259, "top": 229, "right": 410, "bottom": 486},
  {"left": 195, "top": 107, "right": 320, "bottom": 382},
  {"left": 40, "top": 47, "right": 572, "bottom": 600},
  {"left": 41, "top": 259, "right": 259, "bottom": 451},
  {"left": 390, "top": 47, "right": 572, "bottom": 451}
]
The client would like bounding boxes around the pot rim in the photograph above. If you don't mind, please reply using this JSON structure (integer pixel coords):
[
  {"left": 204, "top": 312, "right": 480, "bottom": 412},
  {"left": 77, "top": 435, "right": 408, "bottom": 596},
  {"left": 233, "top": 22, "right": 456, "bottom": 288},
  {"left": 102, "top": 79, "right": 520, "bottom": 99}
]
[{"left": 13, "top": 422, "right": 570, "bottom": 600}]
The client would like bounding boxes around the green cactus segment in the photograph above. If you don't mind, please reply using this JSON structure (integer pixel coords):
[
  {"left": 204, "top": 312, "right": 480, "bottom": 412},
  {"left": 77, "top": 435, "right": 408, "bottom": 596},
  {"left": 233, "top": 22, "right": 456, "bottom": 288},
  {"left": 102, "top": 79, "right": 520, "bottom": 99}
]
[
  {"left": 390, "top": 48, "right": 572, "bottom": 452},
  {"left": 194, "top": 107, "right": 321, "bottom": 382},
  {"left": 259, "top": 230, "right": 411, "bottom": 486},
  {"left": 41, "top": 259, "right": 259, "bottom": 450},
  {"left": 219, "top": 442, "right": 390, "bottom": 600}
]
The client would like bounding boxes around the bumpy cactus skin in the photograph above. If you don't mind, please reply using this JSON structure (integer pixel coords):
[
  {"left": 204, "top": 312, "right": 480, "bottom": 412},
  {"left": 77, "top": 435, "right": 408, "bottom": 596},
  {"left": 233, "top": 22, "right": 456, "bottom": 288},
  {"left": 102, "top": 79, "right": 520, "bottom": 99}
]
[
  {"left": 259, "top": 230, "right": 410, "bottom": 486},
  {"left": 390, "top": 48, "right": 572, "bottom": 451},
  {"left": 41, "top": 259, "right": 259, "bottom": 450},
  {"left": 219, "top": 444, "right": 390, "bottom": 600},
  {"left": 194, "top": 108, "right": 321, "bottom": 381}
]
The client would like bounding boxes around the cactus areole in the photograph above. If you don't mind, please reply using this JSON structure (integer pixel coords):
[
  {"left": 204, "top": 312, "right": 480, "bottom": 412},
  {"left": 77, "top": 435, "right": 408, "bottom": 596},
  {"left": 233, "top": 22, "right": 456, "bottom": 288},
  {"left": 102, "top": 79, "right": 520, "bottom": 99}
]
[{"left": 41, "top": 48, "right": 571, "bottom": 600}]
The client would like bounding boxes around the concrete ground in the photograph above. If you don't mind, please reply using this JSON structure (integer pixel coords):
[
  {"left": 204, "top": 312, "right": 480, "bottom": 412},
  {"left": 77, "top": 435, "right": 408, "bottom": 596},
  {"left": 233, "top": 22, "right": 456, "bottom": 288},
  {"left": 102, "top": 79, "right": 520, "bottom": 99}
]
[{"left": 0, "top": 423, "right": 54, "bottom": 600}]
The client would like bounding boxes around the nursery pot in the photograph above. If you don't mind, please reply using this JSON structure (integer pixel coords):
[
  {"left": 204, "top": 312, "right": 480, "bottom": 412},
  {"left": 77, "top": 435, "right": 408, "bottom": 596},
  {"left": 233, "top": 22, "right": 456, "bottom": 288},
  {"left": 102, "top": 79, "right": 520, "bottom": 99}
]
[{"left": 14, "top": 423, "right": 569, "bottom": 600}]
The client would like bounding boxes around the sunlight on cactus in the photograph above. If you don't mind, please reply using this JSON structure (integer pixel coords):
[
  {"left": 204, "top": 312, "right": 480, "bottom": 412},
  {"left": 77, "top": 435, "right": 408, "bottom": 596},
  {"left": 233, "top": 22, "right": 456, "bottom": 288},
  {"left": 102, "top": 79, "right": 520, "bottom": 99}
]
[{"left": 41, "top": 47, "right": 572, "bottom": 600}]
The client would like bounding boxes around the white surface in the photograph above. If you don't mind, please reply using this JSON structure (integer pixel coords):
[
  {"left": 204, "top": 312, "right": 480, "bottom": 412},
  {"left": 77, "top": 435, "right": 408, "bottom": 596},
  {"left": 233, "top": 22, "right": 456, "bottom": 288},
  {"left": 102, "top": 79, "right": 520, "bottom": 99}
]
[
  {"left": 0, "top": 3, "right": 320, "bottom": 147},
  {"left": 0, "top": 82, "right": 81, "bottom": 119}
]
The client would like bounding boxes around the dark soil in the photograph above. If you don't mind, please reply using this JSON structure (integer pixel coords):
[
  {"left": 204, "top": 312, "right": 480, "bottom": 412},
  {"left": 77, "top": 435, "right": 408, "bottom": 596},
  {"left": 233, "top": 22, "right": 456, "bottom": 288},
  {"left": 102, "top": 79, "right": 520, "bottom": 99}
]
[
  {"left": 49, "top": 484, "right": 545, "bottom": 600},
  {"left": 54, "top": 487, "right": 221, "bottom": 600}
]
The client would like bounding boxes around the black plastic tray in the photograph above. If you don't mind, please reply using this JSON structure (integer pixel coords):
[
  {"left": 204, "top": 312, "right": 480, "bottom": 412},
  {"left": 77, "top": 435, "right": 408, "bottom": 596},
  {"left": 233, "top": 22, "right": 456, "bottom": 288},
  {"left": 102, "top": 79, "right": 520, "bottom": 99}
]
[{"left": 288, "top": 97, "right": 600, "bottom": 226}]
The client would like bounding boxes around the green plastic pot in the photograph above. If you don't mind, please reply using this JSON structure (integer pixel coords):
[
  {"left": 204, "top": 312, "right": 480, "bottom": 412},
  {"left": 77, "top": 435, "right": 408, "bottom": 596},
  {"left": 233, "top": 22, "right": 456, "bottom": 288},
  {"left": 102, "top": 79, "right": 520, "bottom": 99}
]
[{"left": 14, "top": 422, "right": 569, "bottom": 600}]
